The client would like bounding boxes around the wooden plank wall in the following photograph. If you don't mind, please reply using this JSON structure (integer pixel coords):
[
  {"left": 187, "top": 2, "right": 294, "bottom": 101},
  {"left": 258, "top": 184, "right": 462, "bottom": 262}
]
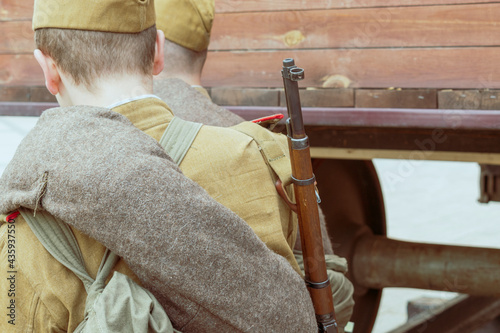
[
  {"left": 207, "top": 0, "right": 500, "bottom": 89},
  {"left": 2, "top": 0, "right": 500, "bottom": 109}
]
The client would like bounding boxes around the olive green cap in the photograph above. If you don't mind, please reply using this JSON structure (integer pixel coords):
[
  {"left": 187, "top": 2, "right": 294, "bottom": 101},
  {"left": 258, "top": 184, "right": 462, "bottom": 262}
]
[
  {"left": 32, "top": 0, "right": 156, "bottom": 33},
  {"left": 156, "top": 0, "right": 214, "bottom": 52}
]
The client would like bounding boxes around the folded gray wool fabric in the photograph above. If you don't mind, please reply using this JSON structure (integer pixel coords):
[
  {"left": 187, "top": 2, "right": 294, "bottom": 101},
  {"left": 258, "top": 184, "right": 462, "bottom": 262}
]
[
  {"left": 154, "top": 78, "right": 245, "bottom": 127},
  {"left": 0, "top": 106, "right": 316, "bottom": 332}
]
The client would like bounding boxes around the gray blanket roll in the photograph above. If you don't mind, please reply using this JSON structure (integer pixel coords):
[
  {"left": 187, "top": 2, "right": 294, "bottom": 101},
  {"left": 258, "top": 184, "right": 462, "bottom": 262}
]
[{"left": 0, "top": 106, "right": 316, "bottom": 332}]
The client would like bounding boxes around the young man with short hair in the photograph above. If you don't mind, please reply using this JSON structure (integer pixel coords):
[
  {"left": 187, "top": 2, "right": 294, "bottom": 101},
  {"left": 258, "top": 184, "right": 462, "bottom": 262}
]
[
  {"left": 0, "top": 0, "right": 318, "bottom": 331},
  {"left": 153, "top": 0, "right": 355, "bottom": 330},
  {"left": 153, "top": 0, "right": 244, "bottom": 127}
]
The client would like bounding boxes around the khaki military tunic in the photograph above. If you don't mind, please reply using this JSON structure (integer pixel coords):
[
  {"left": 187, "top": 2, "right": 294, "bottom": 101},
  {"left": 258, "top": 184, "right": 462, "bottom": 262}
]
[
  {"left": 112, "top": 96, "right": 300, "bottom": 272},
  {"left": 0, "top": 96, "right": 300, "bottom": 332},
  {"left": 0, "top": 213, "right": 141, "bottom": 332}
]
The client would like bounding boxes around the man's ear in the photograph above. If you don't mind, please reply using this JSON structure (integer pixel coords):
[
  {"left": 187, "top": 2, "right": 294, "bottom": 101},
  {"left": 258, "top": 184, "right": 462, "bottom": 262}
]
[
  {"left": 34, "top": 49, "right": 61, "bottom": 95},
  {"left": 153, "top": 30, "right": 165, "bottom": 76}
]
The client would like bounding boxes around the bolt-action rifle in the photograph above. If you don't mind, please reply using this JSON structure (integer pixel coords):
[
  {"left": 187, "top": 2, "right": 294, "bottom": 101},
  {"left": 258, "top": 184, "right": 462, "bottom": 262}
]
[{"left": 281, "top": 58, "right": 338, "bottom": 333}]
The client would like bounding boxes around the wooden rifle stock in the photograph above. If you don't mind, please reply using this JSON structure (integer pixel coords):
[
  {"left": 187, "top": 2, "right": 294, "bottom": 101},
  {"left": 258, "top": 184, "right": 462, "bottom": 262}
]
[{"left": 281, "top": 58, "right": 338, "bottom": 333}]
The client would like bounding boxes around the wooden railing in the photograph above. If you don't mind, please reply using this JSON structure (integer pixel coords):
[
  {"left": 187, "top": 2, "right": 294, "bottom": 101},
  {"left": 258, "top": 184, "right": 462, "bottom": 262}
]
[{"left": 2, "top": 102, "right": 500, "bottom": 163}]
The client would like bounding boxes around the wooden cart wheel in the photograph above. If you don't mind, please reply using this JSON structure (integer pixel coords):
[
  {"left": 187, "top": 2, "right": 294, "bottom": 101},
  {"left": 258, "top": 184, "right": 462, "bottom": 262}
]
[{"left": 313, "top": 158, "right": 386, "bottom": 333}]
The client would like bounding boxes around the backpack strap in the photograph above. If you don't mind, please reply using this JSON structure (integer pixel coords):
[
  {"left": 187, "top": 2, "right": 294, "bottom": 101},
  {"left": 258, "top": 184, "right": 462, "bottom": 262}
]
[
  {"left": 159, "top": 117, "right": 202, "bottom": 165},
  {"left": 19, "top": 208, "right": 118, "bottom": 293},
  {"left": 231, "top": 121, "right": 293, "bottom": 186},
  {"left": 20, "top": 208, "right": 175, "bottom": 333}
]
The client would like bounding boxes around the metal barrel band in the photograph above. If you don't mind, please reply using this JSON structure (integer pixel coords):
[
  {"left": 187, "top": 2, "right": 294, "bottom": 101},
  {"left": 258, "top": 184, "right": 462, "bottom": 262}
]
[
  {"left": 281, "top": 58, "right": 297, "bottom": 79},
  {"left": 317, "top": 315, "right": 338, "bottom": 333},
  {"left": 292, "top": 175, "right": 316, "bottom": 186},
  {"left": 316, "top": 313, "right": 337, "bottom": 325},
  {"left": 305, "top": 278, "right": 331, "bottom": 290},
  {"left": 289, "top": 136, "right": 309, "bottom": 150},
  {"left": 281, "top": 68, "right": 296, "bottom": 80}
]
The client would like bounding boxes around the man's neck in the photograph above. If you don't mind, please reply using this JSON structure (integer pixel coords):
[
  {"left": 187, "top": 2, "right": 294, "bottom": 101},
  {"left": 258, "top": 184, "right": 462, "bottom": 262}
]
[{"left": 57, "top": 74, "right": 154, "bottom": 108}]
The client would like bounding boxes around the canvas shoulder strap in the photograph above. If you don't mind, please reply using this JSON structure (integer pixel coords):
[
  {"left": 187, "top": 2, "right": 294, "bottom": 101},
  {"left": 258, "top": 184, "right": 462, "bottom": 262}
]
[
  {"left": 18, "top": 208, "right": 118, "bottom": 292},
  {"left": 20, "top": 208, "right": 175, "bottom": 333},
  {"left": 232, "top": 121, "right": 293, "bottom": 186},
  {"left": 159, "top": 117, "right": 202, "bottom": 165}
]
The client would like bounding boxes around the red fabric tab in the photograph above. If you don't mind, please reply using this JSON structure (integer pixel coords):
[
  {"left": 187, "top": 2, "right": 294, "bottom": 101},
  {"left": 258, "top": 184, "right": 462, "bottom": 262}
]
[
  {"left": 5, "top": 211, "right": 20, "bottom": 223},
  {"left": 251, "top": 114, "right": 284, "bottom": 123}
]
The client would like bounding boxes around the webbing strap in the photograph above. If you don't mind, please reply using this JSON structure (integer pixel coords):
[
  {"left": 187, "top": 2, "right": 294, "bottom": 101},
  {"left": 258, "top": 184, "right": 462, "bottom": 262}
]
[
  {"left": 159, "top": 117, "right": 203, "bottom": 165},
  {"left": 19, "top": 208, "right": 119, "bottom": 293},
  {"left": 232, "top": 121, "right": 293, "bottom": 186}
]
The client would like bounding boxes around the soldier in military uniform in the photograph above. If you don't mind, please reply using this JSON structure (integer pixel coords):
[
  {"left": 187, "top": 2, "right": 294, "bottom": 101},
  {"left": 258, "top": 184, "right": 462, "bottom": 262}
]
[
  {"left": 153, "top": 0, "right": 244, "bottom": 127},
  {"left": 0, "top": 0, "right": 320, "bottom": 331},
  {"left": 153, "top": 0, "right": 355, "bottom": 329}
]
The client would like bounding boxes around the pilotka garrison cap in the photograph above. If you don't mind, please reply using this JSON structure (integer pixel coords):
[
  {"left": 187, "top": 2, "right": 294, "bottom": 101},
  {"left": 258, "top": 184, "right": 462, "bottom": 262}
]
[
  {"left": 156, "top": 0, "right": 214, "bottom": 52},
  {"left": 32, "top": 0, "right": 156, "bottom": 33}
]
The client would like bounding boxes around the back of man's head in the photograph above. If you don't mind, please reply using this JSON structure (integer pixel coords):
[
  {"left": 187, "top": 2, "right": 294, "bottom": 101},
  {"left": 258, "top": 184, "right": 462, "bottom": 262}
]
[
  {"left": 33, "top": 0, "right": 157, "bottom": 89},
  {"left": 155, "top": 0, "right": 214, "bottom": 79}
]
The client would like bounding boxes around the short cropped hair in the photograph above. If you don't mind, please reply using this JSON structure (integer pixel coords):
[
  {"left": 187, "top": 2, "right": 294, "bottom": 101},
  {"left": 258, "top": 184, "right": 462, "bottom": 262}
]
[
  {"left": 163, "top": 39, "right": 207, "bottom": 78},
  {"left": 35, "top": 26, "right": 157, "bottom": 89}
]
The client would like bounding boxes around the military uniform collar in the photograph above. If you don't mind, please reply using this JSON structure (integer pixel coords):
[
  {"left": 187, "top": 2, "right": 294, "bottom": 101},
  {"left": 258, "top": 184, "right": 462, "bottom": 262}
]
[
  {"left": 191, "top": 85, "right": 211, "bottom": 99},
  {"left": 107, "top": 94, "right": 162, "bottom": 109},
  {"left": 111, "top": 95, "right": 174, "bottom": 133}
]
